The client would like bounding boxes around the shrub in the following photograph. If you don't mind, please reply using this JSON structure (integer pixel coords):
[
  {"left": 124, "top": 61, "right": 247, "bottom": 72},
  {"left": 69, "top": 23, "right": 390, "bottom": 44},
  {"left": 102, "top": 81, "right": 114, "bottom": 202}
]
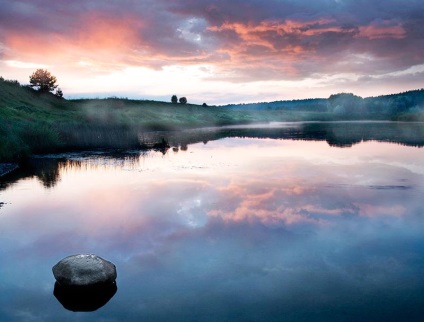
[
  {"left": 29, "top": 69, "right": 58, "bottom": 93},
  {"left": 4, "top": 79, "right": 21, "bottom": 86},
  {"left": 55, "top": 88, "right": 64, "bottom": 98}
]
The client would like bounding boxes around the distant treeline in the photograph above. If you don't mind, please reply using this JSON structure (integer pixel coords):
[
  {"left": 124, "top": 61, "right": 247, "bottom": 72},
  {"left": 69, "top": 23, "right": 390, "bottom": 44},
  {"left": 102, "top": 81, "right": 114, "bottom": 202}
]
[{"left": 223, "top": 89, "right": 424, "bottom": 120}]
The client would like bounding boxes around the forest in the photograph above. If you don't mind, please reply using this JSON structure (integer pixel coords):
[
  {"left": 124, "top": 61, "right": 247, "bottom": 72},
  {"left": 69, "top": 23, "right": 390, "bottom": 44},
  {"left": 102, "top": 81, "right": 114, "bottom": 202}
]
[{"left": 224, "top": 89, "right": 424, "bottom": 121}]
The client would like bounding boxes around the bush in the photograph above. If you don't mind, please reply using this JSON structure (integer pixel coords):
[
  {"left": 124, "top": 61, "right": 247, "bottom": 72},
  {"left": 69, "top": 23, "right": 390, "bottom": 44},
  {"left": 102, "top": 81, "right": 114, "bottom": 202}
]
[
  {"left": 55, "top": 88, "right": 64, "bottom": 98},
  {"left": 4, "top": 79, "right": 21, "bottom": 86},
  {"left": 179, "top": 97, "right": 187, "bottom": 104}
]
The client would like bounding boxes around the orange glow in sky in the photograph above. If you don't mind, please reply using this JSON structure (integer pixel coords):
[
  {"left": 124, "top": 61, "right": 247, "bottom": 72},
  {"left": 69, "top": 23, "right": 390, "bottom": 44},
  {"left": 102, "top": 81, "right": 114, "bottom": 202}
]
[{"left": 1, "top": 1, "right": 423, "bottom": 104}]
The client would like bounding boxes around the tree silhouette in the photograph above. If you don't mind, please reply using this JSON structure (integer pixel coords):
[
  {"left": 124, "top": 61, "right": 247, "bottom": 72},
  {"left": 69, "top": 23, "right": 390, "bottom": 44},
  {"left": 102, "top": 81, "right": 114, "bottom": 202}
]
[
  {"left": 171, "top": 95, "right": 178, "bottom": 104},
  {"left": 55, "top": 87, "right": 64, "bottom": 98},
  {"left": 179, "top": 97, "right": 187, "bottom": 104},
  {"left": 29, "top": 69, "right": 58, "bottom": 93}
]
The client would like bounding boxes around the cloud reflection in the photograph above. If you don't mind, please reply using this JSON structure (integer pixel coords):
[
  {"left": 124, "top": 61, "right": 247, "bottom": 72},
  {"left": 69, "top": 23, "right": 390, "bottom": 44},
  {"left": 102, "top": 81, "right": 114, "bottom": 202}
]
[{"left": 0, "top": 139, "right": 423, "bottom": 320}]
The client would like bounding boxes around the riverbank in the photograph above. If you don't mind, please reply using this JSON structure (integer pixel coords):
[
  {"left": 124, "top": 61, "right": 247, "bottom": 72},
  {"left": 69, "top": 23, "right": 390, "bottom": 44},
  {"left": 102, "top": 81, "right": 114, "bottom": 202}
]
[
  {"left": 0, "top": 163, "right": 18, "bottom": 177},
  {"left": 1, "top": 78, "right": 423, "bottom": 162},
  {"left": 0, "top": 80, "right": 330, "bottom": 162}
]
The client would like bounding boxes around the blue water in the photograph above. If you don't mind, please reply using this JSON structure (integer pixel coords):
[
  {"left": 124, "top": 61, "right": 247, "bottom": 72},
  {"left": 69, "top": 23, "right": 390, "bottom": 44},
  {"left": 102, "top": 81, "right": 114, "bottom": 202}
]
[{"left": 0, "top": 132, "right": 423, "bottom": 321}]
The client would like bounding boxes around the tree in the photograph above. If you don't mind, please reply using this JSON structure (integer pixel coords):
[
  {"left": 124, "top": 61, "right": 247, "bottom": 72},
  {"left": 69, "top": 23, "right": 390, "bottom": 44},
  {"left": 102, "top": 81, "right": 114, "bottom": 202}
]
[
  {"left": 179, "top": 97, "right": 187, "bottom": 104},
  {"left": 327, "top": 93, "right": 364, "bottom": 117},
  {"left": 202, "top": 102, "right": 208, "bottom": 107},
  {"left": 29, "top": 69, "right": 58, "bottom": 92},
  {"left": 55, "top": 87, "right": 64, "bottom": 98},
  {"left": 171, "top": 95, "right": 178, "bottom": 104}
]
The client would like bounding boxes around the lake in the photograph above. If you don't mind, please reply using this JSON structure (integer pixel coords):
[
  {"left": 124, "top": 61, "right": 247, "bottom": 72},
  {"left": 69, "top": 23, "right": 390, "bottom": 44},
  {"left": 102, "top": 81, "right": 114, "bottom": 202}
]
[{"left": 0, "top": 122, "right": 423, "bottom": 321}]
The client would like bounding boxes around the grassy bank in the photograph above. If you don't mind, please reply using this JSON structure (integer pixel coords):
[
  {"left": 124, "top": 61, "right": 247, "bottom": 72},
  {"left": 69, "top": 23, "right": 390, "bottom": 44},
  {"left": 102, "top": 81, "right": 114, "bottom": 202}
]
[
  {"left": 0, "top": 80, "right": 334, "bottom": 161},
  {"left": 1, "top": 79, "right": 423, "bottom": 161}
]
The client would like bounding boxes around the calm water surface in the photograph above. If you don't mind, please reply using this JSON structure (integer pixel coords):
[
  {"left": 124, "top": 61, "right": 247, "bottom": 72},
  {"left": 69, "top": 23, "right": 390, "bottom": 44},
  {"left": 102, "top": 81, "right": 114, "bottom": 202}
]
[{"left": 0, "top": 124, "right": 424, "bottom": 321}]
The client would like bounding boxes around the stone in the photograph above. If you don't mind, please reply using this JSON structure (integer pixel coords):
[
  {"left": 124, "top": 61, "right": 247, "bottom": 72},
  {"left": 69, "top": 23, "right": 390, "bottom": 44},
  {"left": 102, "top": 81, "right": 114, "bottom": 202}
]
[{"left": 52, "top": 254, "right": 117, "bottom": 287}]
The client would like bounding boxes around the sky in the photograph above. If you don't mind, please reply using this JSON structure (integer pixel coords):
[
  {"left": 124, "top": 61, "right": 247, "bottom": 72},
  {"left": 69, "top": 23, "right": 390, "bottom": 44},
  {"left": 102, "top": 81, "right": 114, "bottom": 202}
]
[{"left": 0, "top": 0, "right": 424, "bottom": 104}]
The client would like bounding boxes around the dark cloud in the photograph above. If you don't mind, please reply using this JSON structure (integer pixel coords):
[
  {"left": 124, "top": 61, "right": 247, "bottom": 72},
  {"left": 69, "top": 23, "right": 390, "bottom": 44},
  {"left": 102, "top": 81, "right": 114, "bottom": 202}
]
[{"left": 0, "top": 0, "right": 423, "bottom": 83}]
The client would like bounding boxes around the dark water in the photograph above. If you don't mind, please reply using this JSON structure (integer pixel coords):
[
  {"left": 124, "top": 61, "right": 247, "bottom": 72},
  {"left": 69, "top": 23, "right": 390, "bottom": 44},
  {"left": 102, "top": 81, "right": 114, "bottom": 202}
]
[{"left": 0, "top": 122, "right": 424, "bottom": 321}]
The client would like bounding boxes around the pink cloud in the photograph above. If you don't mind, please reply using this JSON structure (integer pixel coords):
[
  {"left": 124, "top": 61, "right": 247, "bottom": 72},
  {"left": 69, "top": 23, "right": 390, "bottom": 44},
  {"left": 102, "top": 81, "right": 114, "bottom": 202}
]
[
  {"left": 0, "top": 0, "right": 423, "bottom": 98},
  {"left": 208, "top": 18, "right": 340, "bottom": 38},
  {"left": 210, "top": 179, "right": 327, "bottom": 226},
  {"left": 4, "top": 12, "right": 143, "bottom": 67},
  {"left": 358, "top": 20, "right": 406, "bottom": 39},
  {"left": 207, "top": 18, "right": 340, "bottom": 57},
  {"left": 355, "top": 204, "right": 406, "bottom": 218}
]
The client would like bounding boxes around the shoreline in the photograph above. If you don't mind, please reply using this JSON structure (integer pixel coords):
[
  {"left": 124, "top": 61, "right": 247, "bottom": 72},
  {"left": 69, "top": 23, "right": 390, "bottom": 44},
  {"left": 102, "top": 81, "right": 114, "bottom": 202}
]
[
  {"left": 0, "top": 163, "right": 19, "bottom": 177},
  {"left": 1, "top": 120, "right": 424, "bottom": 163}
]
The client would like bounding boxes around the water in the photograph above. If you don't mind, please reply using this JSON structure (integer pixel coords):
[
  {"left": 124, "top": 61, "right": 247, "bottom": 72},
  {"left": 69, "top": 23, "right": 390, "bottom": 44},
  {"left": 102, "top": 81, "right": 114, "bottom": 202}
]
[{"left": 0, "top": 122, "right": 424, "bottom": 321}]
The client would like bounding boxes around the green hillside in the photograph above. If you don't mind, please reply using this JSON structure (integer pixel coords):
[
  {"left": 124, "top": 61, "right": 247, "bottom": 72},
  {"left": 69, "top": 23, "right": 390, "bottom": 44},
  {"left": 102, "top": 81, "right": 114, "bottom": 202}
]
[
  {"left": 224, "top": 90, "right": 424, "bottom": 121},
  {"left": 1, "top": 78, "right": 423, "bottom": 162},
  {"left": 1, "top": 79, "right": 326, "bottom": 161}
]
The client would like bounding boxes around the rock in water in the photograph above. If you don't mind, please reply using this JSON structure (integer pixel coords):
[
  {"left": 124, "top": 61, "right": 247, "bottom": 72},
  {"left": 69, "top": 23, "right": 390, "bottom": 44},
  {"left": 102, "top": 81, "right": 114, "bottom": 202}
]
[{"left": 53, "top": 254, "right": 117, "bottom": 287}]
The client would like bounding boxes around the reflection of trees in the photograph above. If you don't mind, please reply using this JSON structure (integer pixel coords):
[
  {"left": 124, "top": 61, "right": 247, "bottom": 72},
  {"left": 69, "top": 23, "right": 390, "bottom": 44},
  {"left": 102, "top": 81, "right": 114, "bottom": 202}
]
[
  {"left": 322, "top": 122, "right": 424, "bottom": 148},
  {"left": 0, "top": 151, "right": 142, "bottom": 191},
  {"left": 10, "top": 159, "right": 63, "bottom": 189},
  {"left": 1, "top": 122, "right": 423, "bottom": 191},
  {"left": 0, "top": 159, "right": 62, "bottom": 190},
  {"left": 36, "top": 161, "right": 61, "bottom": 188},
  {"left": 146, "top": 122, "right": 424, "bottom": 149}
]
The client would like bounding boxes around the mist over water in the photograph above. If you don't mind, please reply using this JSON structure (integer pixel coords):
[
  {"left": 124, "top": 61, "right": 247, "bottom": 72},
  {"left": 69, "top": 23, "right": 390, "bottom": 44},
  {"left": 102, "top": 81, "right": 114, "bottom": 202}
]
[{"left": 0, "top": 124, "right": 423, "bottom": 321}]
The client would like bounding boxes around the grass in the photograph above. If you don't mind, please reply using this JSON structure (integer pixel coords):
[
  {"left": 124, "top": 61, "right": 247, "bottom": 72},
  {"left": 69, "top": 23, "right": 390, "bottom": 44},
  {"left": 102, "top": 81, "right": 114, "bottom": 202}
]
[
  {"left": 0, "top": 80, "right": 338, "bottom": 161},
  {"left": 4, "top": 79, "right": 422, "bottom": 162}
]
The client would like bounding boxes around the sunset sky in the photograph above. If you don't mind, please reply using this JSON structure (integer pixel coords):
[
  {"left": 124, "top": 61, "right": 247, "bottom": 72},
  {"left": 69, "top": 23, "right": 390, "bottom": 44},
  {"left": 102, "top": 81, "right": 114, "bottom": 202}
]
[{"left": 1, "top": 0, "right": 423, "bottom": 104}]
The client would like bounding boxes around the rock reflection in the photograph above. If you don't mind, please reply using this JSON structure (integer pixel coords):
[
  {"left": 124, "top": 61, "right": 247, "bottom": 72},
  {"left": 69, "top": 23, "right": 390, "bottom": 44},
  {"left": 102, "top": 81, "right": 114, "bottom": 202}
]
[{"left": 53, "top": 282, "right": 117, "bottom": 312}]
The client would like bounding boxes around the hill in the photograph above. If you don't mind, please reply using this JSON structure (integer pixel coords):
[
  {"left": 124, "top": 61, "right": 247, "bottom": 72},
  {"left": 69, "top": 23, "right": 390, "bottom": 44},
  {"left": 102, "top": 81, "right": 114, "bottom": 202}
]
[
  {"left": 1, "top": 79, "right": 323, "bottom": 161},
  {"left": 223, "top": 90, "right": 424, "bottom": 121},
  {"left": 1, "top": 77, "right": 423, "bottom": 161}
]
